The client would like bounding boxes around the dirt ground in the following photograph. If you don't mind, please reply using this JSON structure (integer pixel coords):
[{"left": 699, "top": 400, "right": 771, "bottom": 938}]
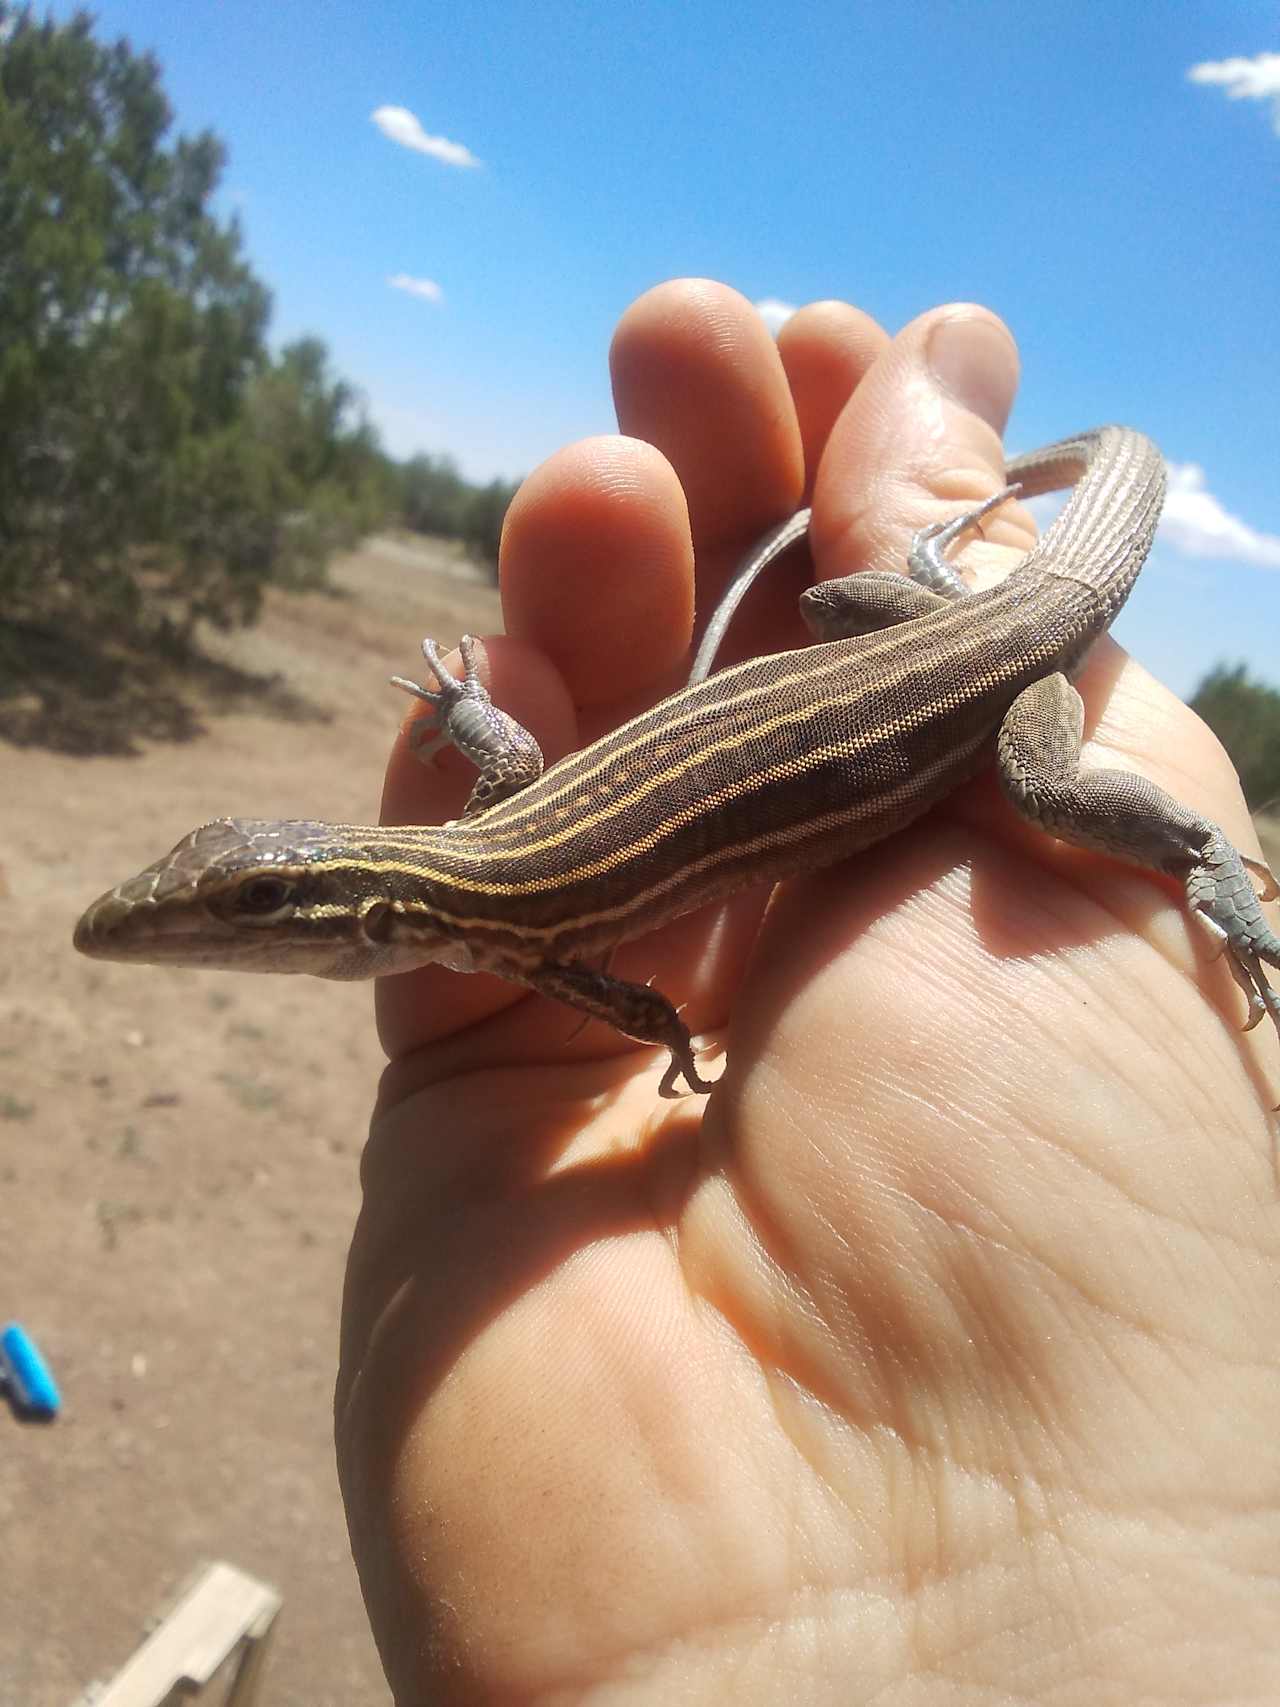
[{"left": 1, "top": 536, "right": 501, "bottom": 1707}]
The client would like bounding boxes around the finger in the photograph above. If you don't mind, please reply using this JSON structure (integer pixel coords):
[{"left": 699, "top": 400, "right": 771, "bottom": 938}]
[
  {"left": 610, "top": 279, "right": 804, "bottom": 553},
  {"left": 500, "top": 435, "right": 694, "bottom": 712},
  {"left": 810, "top": 303, "right": 1021, "bottom": 581},
  {"left": 612, "top": 279, "right": 814, "bottom": 670},
  {"left": 775, "top": 300, "right": 890, "bottom": 498}
]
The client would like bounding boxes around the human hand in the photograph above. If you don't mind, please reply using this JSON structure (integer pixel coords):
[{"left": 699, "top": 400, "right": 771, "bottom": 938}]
[{"left": 336, "top": 280, "right": 1280, "bottom": 1704}]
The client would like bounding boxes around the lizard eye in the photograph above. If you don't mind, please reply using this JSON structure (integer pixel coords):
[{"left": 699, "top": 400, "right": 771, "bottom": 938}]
[{"left": 232, "top": 876, "right": 297, "bottom": 921}]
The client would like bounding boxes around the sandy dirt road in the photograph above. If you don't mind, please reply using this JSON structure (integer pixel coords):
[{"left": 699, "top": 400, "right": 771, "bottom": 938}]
[{"left": 1, "top": 536, "right": 500, "bottom": 1707}]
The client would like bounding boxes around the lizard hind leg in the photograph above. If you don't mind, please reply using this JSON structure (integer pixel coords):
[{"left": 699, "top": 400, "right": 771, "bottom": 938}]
[
  {"left": 800, "top": 572, "right": 947, "bottom": 642},
  {"left": 996, "top": 670, "right": 1280, "bottom": 1059},
  {"left": 906, "top": 481, "right": 1022, "bottom": 597}
]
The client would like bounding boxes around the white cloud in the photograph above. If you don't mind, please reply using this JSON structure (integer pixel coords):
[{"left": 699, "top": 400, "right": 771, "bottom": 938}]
[
  {"left": 371, "top": 105, "right": 480, "bottom": 168},
  {"left": 388, "top": 273, "right": 444, "bottom": 304},
  {"left": 1161, "top": 461, "right": 1280, "bottom": 569},
  {"left": 1187, "top": 53, "right": 1280, "bottom": 133},
  {"left": 754, "top": 298, "right": 797, "bottom": 337}
]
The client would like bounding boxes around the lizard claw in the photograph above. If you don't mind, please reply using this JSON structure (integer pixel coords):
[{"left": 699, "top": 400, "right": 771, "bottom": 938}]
[{"left": 1243, "top": 853, "right": 1280, "bottom": 904}]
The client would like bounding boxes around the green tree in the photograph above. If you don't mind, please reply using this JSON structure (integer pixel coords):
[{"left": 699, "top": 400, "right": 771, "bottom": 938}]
[
  {"left": 461, "top": 475, "right": 519, "bottom": 569},
  {"left": 0, "top": 4, "right": 274, "bottom": 631},
  {"left": 244, "top": 338, "right": 399, "bottom": 588},
  {"left": 400, "top": 453, "right": 471, "bottom": 540},
  {"left": 399, "top": 457, "right": 518, "bottom": 572},
  {"left": 1190, "top": 662, "right": 1280, "bottom": 813}
]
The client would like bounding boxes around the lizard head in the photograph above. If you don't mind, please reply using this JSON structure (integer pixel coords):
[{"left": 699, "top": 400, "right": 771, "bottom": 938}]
[{"left": 73, "top": 818, "right": 467, "bottom": 980}]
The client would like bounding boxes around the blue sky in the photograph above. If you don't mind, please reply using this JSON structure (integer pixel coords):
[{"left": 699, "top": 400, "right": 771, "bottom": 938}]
[{"left": 47, "top": 1, "right": 1280, "bottom": 699}]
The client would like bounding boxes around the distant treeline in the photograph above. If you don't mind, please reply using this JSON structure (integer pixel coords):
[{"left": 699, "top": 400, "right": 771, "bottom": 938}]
[
  {"left": 399, "top": 455, "right": 520, "bottom": 574},
  {"left": 0, "top": 3, "right": 514, "bottom": 649},
  {"left": 1189, "top": 664, "right": 1280, "bottom": 817}
]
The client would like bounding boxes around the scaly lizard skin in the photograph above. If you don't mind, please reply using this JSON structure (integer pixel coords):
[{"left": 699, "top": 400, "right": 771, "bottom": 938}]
[{"left": 74, "top": 427, "right": 1280, "bottom": 1097}]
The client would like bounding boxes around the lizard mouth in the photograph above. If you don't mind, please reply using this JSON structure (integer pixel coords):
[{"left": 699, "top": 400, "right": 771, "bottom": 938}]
[{"left": 73, "top": 889, "right": 270, "bottom": 968}]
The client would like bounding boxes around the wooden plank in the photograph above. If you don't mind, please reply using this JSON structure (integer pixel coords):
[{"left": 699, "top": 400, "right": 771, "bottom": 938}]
[{"left": 75, "top": 1561, "right": 282, "bottom": 1707}]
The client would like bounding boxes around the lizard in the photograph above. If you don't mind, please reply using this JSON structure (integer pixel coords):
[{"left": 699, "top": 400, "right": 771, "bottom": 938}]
[{"left": 74, "top": 426, "right": 1280, "bottom": 1098}]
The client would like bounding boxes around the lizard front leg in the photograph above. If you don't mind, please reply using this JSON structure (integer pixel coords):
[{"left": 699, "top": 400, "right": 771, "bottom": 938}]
[
  {"left": 997, "top": 671, "right": 1280, "bottom": 1061},
  {"left": 528, "top": 961, "right": 712, "bottom": 1098},
  {"left": 392, "top": 634, "right": 544, "bottom": 815}
]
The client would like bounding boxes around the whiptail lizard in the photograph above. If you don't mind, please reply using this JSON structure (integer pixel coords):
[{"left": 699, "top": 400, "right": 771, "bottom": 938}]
[{"left": 74, "top": 426, "right": 1280, "bottom": 1097}]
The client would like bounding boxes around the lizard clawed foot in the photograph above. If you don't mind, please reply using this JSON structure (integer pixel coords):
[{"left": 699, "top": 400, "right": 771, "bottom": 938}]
[
  {"left": 391, "top": 636, "right": 487, "bottom": 766},
  {"left": 1242, "top": 853, "right": 1280, "bottom": 904},
  {"left": 391, "top": 635, "right": 544, "bottom": 811},
  {"left": 658, "top": 1035, "right": 715, "bottom": 1099},
  {"left": 1186, "top": 835, "right": 1280, "bottom": 1047},
  {"left": 907, "top": 482, "right": 1023, "bottom": 596},
  {"left": 531, "top": 962, "right": 715, "bottom": 1098}
]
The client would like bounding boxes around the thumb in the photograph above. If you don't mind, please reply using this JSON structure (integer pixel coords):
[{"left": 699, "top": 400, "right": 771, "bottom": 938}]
[{"left": 811, "top": 306, "right": 1028, "bottom": 589}]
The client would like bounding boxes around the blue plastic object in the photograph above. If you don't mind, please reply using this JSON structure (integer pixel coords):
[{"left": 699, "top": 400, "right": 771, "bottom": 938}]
[{"left": 1, "top": 1321, "right": 61, "bottom": 1417}]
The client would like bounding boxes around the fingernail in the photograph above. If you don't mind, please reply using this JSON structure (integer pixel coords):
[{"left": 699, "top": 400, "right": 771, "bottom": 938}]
[{"left": 927, "top": 315, "right": 1018, "bottom": 433}]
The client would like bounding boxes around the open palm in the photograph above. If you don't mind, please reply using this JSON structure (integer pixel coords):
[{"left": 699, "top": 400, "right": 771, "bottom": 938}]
[{"left": 335, "top": 281, "right": 1280, "bottom": 1704}]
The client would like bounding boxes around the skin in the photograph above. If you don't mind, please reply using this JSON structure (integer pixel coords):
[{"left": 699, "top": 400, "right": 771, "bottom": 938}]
[{"left": 334, "top": 281, "right": 1280, "bottom": 1705}]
